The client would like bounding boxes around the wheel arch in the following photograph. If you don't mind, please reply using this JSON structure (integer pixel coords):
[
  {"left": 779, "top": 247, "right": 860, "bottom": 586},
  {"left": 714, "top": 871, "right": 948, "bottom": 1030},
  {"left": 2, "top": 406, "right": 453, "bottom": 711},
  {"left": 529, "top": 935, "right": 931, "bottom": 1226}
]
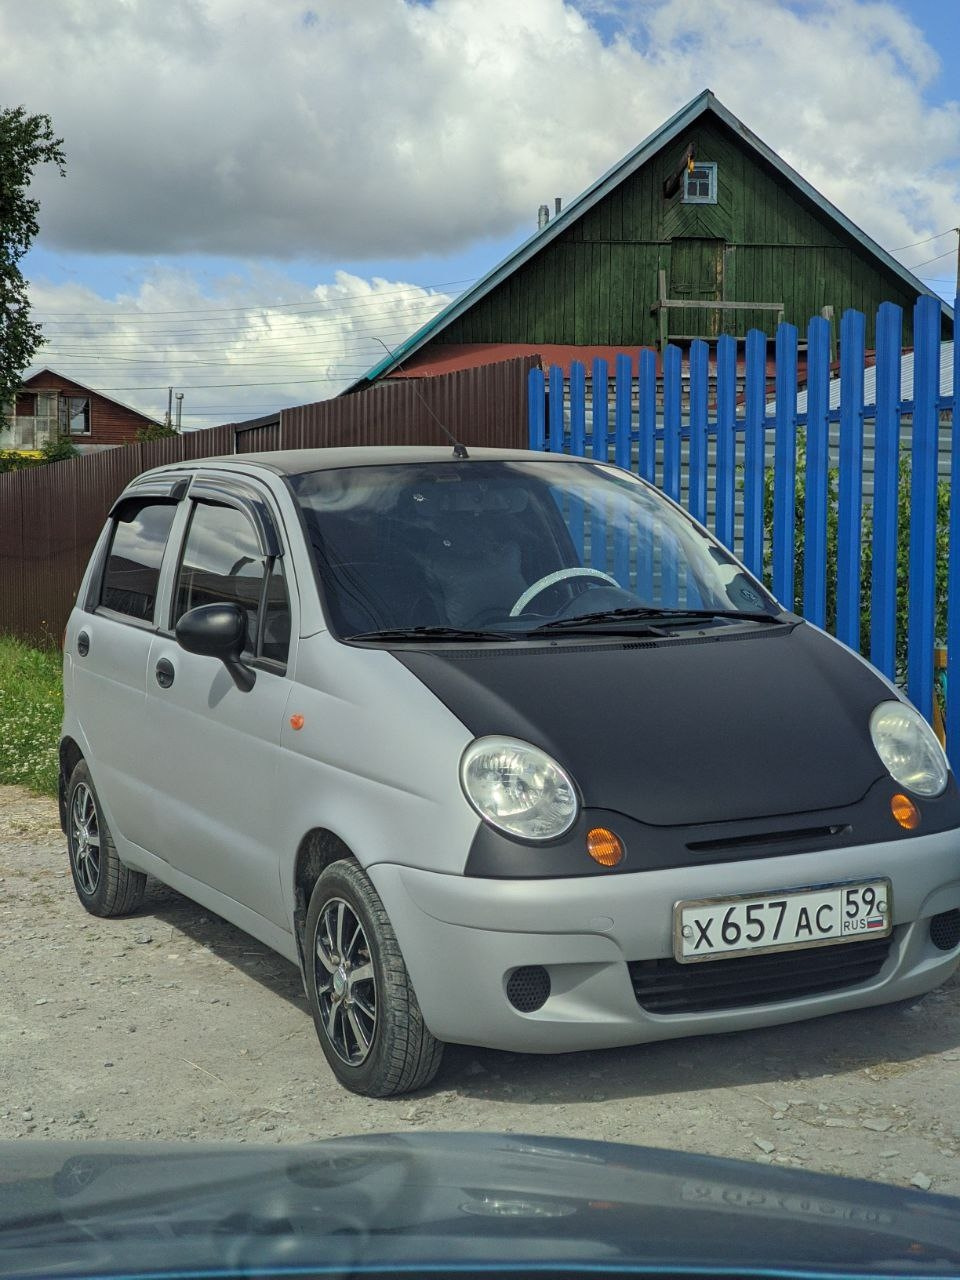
[
  {"left": 58, "top": 737, "right": 85, "bottom": 833},
  {"left": 292, "top": 828, "right": 357, "bottom": 972}
]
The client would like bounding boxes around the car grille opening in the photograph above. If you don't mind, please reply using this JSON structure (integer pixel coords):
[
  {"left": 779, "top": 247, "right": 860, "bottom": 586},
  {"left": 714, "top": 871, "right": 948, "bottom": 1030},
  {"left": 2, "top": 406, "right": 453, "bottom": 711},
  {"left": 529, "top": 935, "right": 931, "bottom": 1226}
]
[
  {"left": 629, "top": 936, "right": 893, "bottom": 1015},
  {"left": 686, "top": 825, "right": 849, "bottom": 856},
  {"left": 929, "top": 910, "right": 960, "bottom": 952},
  {"left": 506, "top": 965, "right": 551, "bottom": 1013}
]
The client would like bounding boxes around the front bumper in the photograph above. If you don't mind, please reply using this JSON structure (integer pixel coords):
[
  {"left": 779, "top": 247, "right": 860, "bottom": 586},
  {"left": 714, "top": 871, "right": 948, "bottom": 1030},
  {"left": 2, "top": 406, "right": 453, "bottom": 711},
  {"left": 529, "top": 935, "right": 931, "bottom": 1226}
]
[{"left": 368, "top": 828, "right": 960, "bottom": 1052}]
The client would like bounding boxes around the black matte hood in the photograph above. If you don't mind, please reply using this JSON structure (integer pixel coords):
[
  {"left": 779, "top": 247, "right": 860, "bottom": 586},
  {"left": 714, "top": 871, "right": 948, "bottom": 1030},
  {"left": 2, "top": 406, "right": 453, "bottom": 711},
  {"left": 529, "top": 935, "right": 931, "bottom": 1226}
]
[
  {"left": 397, "top": 622, "right": 893, "bottom": 826},
  {"left": 3, "top": 1133, "right": 960, "bottom": 1278}
]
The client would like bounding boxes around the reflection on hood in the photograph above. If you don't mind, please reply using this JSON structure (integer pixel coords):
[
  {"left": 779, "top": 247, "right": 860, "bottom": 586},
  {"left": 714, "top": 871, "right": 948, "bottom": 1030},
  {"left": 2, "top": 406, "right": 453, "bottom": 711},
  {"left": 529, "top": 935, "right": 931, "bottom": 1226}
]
[{"left": 2, "top": 1132, "right": 960, "bottom": 1279}]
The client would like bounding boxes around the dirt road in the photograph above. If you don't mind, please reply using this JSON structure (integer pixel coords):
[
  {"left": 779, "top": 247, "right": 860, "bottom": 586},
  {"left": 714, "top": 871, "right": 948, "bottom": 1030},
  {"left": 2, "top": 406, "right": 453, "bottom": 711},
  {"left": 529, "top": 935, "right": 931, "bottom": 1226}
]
[{"left": 3, "top": 784, "right": 959, "bottom": 1195}]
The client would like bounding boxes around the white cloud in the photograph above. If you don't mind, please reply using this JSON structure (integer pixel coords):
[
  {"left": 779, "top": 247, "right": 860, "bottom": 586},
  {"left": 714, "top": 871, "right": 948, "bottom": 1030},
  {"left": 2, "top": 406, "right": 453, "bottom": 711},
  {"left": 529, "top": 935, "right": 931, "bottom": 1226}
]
[
  {"left": 2, "top": 0, "right": 956, "bottom": 269},
  {"left": 28, "top": 269, "right": 451, "bottom": 429},
  {"left": 633, "top": 0, "right": 960, "bottom": 266},
  {"left": 9, "top": 0, "right": 958, "bottom": 427}
]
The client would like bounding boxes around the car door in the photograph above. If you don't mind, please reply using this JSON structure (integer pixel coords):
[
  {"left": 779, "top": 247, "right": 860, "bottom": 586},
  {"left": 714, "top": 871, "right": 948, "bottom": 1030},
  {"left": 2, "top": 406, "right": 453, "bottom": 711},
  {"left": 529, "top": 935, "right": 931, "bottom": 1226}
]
[
  {"left": 69, "top": 485, "right": 184, "bottom": 853},
  {"left": 143, "top": 478, "right": 295, "bottom": 929}
]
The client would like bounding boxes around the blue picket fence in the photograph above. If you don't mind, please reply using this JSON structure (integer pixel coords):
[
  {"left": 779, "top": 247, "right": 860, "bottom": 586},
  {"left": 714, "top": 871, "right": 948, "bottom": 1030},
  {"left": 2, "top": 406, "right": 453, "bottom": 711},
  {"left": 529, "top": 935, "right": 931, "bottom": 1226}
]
[{"left": 528, "top": 295, "right": 960, "bottom": 758}]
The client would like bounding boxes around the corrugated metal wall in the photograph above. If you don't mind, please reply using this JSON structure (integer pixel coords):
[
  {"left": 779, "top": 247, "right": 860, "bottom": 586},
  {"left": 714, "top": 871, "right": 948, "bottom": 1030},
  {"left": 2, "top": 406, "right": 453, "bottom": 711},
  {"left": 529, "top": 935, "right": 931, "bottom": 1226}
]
[
  {"left": 281, "top": 358, "right": 533, "bottom": 450},
  {"left": 0, "top": 358, "right": 532, "bottom": 646}
]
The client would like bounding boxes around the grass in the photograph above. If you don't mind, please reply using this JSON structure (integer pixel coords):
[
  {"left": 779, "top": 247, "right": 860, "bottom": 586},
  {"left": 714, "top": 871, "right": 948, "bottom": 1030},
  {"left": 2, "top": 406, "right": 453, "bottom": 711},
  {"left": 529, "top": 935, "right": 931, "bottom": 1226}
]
[{"left": 0, "top": 636, "right": 62, "bottom": 797}]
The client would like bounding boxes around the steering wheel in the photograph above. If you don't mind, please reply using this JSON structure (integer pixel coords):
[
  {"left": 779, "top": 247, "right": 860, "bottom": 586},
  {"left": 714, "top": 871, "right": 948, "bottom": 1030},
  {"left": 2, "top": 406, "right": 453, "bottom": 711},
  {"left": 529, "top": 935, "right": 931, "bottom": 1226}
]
[{"left": 509, "top": 568, "right": 620, "bottom": 617}]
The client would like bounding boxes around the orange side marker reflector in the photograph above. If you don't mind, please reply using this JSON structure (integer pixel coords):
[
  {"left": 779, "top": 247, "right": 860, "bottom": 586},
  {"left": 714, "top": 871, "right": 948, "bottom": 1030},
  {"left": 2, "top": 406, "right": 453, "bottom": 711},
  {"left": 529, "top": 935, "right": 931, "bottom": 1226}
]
[
  {"left": 587, "top": 827, "right": 624, "bottom": 867},
  {"left": 891, "top": 793, "right": 920, "bottom": 830},
  {"left": 289, "top": 714, "right": 305, "bottom": 731}
]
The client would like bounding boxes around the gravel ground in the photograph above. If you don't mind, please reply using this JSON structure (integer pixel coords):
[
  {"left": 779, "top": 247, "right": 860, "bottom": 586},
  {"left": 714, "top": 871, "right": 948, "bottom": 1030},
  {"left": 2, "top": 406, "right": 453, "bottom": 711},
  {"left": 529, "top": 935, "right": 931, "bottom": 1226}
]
[{"left": 3, "top": 783, "right": 960, "bottom": 1196}]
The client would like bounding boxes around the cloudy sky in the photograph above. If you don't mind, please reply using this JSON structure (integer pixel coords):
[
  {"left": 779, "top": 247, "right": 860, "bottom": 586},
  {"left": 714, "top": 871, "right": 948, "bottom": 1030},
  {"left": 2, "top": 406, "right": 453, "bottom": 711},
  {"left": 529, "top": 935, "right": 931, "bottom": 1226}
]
[{"left": 4, "top": 0, "right": 959, "bottom": 428}]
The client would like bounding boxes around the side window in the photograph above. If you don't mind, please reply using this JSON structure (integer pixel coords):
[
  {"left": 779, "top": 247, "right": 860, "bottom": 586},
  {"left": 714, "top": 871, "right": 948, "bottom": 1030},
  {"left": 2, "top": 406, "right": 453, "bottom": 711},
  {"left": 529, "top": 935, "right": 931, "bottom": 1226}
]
[
  {"left": 60, "top": 395, "right": 91, "bottom": 436},
  {"left": 100, "top": 499, "right": 178, "bottom": 623},
  {"left": 174, "top": 501, "right": 290, "bottom": 666}
]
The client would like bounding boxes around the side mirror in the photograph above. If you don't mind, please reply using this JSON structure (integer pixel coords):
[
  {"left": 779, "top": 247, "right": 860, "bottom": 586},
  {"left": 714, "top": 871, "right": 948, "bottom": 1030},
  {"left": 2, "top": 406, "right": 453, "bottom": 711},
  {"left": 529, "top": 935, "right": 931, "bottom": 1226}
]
[{"left": 175, "top": 603, "right": 256, "bottom": 692}]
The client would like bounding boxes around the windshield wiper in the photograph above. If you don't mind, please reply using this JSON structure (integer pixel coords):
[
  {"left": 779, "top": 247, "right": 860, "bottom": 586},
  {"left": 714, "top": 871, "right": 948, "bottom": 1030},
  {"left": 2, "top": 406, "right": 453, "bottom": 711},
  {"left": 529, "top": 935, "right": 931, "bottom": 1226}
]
[
  {"left": 346, "top": 625, "right": 519, "bottom": 643},
  {"left": 531, "top": 605, "right": 786, "bottom": 634}
]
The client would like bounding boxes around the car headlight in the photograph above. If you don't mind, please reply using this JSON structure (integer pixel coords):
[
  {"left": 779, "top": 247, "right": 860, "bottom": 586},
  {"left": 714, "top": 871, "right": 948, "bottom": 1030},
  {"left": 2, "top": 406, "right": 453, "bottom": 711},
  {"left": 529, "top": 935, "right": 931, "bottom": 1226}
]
[
  {"left": 460, "top": 736, "right": 579, "bottom": 840},
  {"left": 869, "top": 701, "right": 948, "bottom": 798}
]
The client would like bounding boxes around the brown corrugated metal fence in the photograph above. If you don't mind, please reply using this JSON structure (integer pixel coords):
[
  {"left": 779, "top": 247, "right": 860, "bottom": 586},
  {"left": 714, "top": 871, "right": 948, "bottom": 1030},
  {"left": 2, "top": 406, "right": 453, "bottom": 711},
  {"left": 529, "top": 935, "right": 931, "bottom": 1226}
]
[
  {"left": 0, "top": 358, "right": 534, "bottom": 646},
  {"left": 282, "top": 358, "right": 534, "bottom": 450}
]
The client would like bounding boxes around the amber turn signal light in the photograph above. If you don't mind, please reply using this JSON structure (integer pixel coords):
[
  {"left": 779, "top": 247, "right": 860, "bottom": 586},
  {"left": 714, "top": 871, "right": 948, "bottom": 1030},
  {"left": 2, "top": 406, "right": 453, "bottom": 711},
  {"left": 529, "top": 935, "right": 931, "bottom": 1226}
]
[
  {"left": 587, "top": 827, "right": 624, "bottom": 867},
  {"left": 891, "top": 792, "right": 920, "bottom": 830}
]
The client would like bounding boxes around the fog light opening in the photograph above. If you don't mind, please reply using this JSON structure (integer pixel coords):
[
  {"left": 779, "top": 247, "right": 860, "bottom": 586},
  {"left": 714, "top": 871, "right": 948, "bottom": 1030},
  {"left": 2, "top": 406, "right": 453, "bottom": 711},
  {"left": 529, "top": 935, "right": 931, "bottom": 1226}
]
[
  {"left": 890, "top": 793, "right": 920, "bottom": 830},
  {"left": 506, "top": 965, "right": 551, "bottom": 1013},
  {"left": 587, "top": 826, "right": 624, "bottom": 867},
  {"left": 930, "top": 909, "right": 960, "bottom": 952}
]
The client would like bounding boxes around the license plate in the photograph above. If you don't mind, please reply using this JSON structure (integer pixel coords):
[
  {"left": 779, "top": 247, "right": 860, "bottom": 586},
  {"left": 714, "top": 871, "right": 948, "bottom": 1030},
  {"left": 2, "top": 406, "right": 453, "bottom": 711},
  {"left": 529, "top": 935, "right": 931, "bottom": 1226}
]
[{"left": 674, "top": 879, "right": 892, "bottom": 963}]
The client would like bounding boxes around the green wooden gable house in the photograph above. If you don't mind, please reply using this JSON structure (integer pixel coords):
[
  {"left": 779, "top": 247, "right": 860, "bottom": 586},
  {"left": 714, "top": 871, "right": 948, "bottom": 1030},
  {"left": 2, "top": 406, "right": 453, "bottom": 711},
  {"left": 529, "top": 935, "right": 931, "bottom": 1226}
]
[{"left": 350, "top": 89, "right": 952, "bottom": 389}]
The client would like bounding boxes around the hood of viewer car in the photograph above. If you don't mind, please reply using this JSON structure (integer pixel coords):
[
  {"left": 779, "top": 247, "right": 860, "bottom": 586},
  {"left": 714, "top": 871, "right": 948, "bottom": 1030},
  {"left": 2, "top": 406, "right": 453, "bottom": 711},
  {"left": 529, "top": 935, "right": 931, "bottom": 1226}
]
[
  {"left": 2, "top": 1133, "right": 959, "bottom": 1278},
  {"left": 396, "top": 621, "right": 892, "bottom": 825}
]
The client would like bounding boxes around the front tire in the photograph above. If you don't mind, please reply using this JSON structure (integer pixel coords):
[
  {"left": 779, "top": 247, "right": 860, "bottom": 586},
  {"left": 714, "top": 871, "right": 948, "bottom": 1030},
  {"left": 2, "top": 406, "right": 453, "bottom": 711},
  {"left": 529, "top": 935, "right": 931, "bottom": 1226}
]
[
  {"left": 66, "top": 761, "right": 147, "bottom": 917},
  {"left": 304, "top": 859, "right": 443, "bottom": 1097}
]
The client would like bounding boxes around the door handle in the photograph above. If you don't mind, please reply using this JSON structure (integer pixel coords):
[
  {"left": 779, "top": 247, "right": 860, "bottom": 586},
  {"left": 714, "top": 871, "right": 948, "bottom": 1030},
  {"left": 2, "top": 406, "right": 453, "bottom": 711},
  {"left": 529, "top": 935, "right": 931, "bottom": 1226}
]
[
  {"left": 155, "top": 657, "right": 175, "bottom": 689},
  {"left": 76, "top": 630, "right": 90, "bottom": 657}
]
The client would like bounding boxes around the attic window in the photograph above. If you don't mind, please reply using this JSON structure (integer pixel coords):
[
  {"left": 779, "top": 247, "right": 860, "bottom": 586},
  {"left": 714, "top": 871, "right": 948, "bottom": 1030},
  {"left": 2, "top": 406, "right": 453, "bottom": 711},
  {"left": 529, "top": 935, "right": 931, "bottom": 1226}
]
[
  {"left": 60, "top": 395, "right": 91, "bottom": 436},
  {"left": 683, "top": 162, "right": 717, "bottom": 204}
]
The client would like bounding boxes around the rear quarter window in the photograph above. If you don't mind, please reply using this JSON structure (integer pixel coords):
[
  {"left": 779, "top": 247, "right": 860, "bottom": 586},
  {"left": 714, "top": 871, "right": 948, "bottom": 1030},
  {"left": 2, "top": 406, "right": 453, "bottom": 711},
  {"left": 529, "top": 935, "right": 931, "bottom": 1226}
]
[{"left": 99, "top": 498, "right": 178, "bottom": 623}]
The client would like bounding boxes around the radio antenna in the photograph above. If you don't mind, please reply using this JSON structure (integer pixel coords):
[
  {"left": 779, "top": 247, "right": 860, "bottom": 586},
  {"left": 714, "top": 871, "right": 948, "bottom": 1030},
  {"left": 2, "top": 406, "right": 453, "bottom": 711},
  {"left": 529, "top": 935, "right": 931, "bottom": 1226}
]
[{"left": 369, "top": 335, "right": 469, "bottom": 460}]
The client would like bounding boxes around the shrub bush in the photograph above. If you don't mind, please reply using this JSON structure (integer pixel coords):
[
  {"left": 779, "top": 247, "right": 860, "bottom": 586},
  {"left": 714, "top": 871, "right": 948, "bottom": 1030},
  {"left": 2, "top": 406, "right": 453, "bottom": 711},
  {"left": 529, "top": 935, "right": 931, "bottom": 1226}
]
[{"left": 761, "top": 434, "right": 949, "bottom": 681}]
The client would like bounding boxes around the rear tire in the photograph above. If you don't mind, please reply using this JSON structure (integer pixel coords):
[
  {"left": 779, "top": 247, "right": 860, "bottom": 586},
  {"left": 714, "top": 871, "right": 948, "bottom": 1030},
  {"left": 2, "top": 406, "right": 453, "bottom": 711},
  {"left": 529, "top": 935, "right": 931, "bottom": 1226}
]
[
  {"left": 66, "top": 761, "right": 147, "bottom": 917},
  {"left": 304, "top": 859, "right": 443, "bottom": 1097}
]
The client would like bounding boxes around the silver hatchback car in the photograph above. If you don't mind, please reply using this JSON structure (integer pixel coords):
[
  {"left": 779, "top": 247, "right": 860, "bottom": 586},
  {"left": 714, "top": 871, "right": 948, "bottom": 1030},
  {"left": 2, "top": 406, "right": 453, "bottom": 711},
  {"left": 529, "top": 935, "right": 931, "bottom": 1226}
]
[{"left": 60, "top": 447, "right": 960, "bottom": 1095}]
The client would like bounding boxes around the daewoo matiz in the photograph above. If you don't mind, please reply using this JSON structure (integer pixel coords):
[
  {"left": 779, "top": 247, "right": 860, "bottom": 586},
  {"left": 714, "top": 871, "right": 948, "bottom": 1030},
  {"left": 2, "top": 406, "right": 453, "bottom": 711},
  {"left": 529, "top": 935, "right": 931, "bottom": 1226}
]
[{"left": 60, "top": 447, "right": 960, "bottom": 1095}]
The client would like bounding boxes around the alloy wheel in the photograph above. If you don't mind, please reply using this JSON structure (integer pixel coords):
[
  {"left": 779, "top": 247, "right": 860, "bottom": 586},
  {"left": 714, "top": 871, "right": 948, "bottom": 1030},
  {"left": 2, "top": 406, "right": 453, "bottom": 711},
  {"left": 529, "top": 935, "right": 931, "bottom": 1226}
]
[
  {"left": 313, "top": 897, "right": 377, "bottom": 1065},
  {"left": 70, "top": 782, "right": 101, "bottom": 896}
]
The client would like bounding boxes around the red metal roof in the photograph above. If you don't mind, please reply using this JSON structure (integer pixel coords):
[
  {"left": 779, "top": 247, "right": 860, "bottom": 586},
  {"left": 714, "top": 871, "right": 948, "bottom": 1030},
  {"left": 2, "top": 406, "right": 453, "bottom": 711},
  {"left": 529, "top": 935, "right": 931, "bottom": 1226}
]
[
  {"left": 389, "top": 343, "right": 661, "bottom": 378},
  {"left": 390, "top": 342, "right": 814, "bottom": 386}
]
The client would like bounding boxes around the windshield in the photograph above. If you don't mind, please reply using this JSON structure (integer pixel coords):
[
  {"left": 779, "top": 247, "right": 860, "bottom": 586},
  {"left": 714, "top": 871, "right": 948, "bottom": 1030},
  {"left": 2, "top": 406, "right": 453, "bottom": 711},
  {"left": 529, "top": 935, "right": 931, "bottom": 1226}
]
[{"left": 289, "top": 460, "right": 780, "bottom": 637}]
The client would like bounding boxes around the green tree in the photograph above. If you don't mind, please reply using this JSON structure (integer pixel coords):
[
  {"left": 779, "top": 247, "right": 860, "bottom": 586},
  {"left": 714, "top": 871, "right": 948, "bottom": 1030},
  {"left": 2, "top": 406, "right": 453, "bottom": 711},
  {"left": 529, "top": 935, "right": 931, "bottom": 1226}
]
[
  {"left": 0, "top": 447, "right": 39, "bottom": 474},
  {"left": 0, "top": 106, "right": 66, "bottom": 415},
  {"left": 38, "top": 434, "right": 79, "bottom": 463},
  {"left": 135, "top": 422, "right": 180, "bottom": 442},
  {"left": 0, "top": 435, "right": 78, "bottom": 473}
]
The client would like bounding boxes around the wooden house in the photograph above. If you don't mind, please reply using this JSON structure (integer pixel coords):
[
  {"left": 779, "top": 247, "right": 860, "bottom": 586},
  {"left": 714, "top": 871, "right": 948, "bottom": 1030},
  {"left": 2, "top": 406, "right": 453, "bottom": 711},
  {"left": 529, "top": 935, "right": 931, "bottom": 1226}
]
[
  {"left": 3, "top": 369, "right": 161, "bottom": 455},
  {"left": 349, "top": 89, "right": 953, "bottom": 389}
]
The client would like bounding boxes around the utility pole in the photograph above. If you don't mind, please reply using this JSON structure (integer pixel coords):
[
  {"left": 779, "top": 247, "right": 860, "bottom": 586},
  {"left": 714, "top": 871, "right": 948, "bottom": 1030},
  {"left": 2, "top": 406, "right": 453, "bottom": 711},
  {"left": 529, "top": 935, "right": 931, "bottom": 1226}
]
[
  {"left": 175, "top": 393, "right": 183, "bottom": 432},
  {"left": 165, "top": 386, "right": 173, "bottom": 428}
]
